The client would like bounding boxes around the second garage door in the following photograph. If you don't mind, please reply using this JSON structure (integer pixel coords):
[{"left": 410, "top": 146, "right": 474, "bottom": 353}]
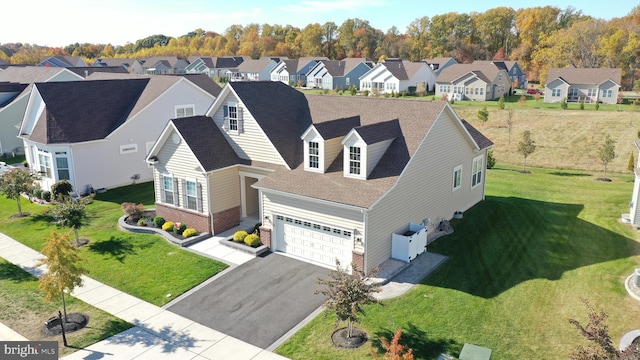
[{"left": 275, "top": 215, "right": 353, "bottom": 269}]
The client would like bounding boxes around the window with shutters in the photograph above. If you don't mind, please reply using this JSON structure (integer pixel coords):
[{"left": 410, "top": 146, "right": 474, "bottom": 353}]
[
  {"left": 223, "top": 103, "right": 243, "bottom": 133},
  {"left": 163, "top": 175, "right": 174, "bottom": 205},
  {"left": 185, "top": 179, "right": 197, "bottom": 210}
]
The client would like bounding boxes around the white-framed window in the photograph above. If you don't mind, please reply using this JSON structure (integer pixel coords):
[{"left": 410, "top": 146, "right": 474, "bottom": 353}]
[
  {"left": 349, "top": 146, "right": 361, "bottom": 175},
  {"left": 346, "top": 78, "right": 350, "bottom": 86},
  {"left": 185, "top": 179, "right": 198, "bottom": 210},
  {"left": 479, "top": 87, "right": 484, "bottom": 95},
  {"left": 453, "top": 165, "right": 462, "bottom": 191},
  {"left": 175, "top": 105, "right": 195, "bottom": 118},
  {"left": 162, "top": 174, "right": 175, "bottom": 205},
  {"left": 309, "top": 141, "right": 319, "bottom": 169},
  {"left": 472, "top": 155, "right": 484, "bottom": 187},
  {"left": 120, "top": 143, "right": 138, "bottom": 155},
  {"left": 603, "top": 89, "right": 613, "bottom": 98},
  {"left": 223, "top": 104, "right": 243, "bottom": 133},
  {"left": 55, "top": 156, "right": 70, "bottom": 180},
  {"left": 588, "top": 88, "right": 597, "bottom": 97},
  {"left": 552, "top": 88, "right": 561, "bottom": 97},
  {"left": 37, "top": 150, "right": 52, "bottom": 178},
  {"left": 569, "top": 88, "right": 578, "bottom": 97}
]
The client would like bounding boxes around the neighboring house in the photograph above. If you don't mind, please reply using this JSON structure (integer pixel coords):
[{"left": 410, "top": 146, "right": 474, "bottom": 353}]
[
  {"left": 435, "top": 63, "right": 512, "bottom": 101},
  {"left": 544, "top": 67, "right": 622, "bottom": 104},
  {"left": 0, "top": 67, "right": 84, "bottom": 156},
  {"left": 424, "top": 57, "right": 458, "bottom": 76},
  {"left": 359, "top": 59, "right": 437, "bottom": 94},
  {"left": 146, "top": 81, "right": 492, "bottom": 273},
  {"left": 67, "top": 66, "right": 129, "bottom": 78},
  {"left": 629, "top": 139, "right": 640, "bottom": 227},
  {"left": 306, "top": 58, "right": 373, "bottom": 90},
  {"left": 229, "top": 57, "right": 283, "bottom": 81},
  {"left": 132, "top": 56, "right": 190, "bottom": 75},
  {"left": 19, "top": 75, "right": 218, "bottom": 193},
  {"left": 270, "top": 57, "right": 328, "bottom": 86},
  {"left": 186, "top": 56, "right": 248, "bottom": 79},
  {"left": 92, "top": 58, "right": 137, "bottom": 72},
  {"left": 474, "top": 60, "right": 526, "bottom": 88},
  {"left": 0, "top": 59, "right": 7, "bottom": 66},
  {"left": 38, "top": 56, "right": 88, "bottom": 67}
]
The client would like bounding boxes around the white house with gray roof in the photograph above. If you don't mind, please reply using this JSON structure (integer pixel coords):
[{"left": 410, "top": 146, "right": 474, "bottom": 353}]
[
  {"left": 544, "top": 67, "right": 622, "bottom": 104},
  {"left": 147, "top": 81, "right": 492, "bottom": 274},
  {"left": 359, "top": 59, "right": 436, "bottom": 95},
  {"left": 435, "top": 63, "right": 511, "bottom": 101}
]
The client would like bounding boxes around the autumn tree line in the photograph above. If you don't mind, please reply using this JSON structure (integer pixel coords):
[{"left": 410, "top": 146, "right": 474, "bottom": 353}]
[{"left": 2, "top": 5, "right": 640, "bottom": 87}]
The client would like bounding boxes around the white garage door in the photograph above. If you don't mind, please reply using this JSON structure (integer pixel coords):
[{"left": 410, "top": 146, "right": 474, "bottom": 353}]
[{"left": 275, "top": 215, "right": 353, "bottom": 269}]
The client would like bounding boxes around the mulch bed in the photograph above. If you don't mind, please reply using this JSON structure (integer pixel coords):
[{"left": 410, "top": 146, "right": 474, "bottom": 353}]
[
  {"left": 331, "top": 327, "right": 368, "bottom": 348},
  {"left": 9, "top": 212, "right": 31, "bottom": 219},
  {"left": 42, "top": 313, "right": 88, "bottom": 336}
]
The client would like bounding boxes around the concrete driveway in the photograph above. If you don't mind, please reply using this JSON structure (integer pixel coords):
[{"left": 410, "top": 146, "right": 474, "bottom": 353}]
[{"left": 167, "top": 253, "right": 331, "bottom": 349}]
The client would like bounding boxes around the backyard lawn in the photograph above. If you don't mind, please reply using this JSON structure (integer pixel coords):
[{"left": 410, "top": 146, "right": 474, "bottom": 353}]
[
  {"left": 276, "top": 165, "right": 640, "bottom": 359},
  {"left": 0, "top": 181, "right": 228, "bottom": 306}
]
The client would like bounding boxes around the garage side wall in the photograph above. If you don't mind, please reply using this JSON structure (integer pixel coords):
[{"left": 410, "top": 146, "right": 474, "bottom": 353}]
[{"left": 366, "top": 111, "right": 486, "bottom": 272}]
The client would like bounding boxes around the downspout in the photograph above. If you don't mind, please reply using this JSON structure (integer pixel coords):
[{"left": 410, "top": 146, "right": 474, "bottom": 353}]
[
  {"left": 205, "top": 173, "right": 214, "bottom": 234},
  {"left": 361, "top": 208, "right": 368, "bottom": 272}
]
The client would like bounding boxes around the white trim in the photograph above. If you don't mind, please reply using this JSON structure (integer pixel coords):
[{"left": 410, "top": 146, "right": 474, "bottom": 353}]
[
  {"left": 453, "top": 164, "right": 462, "bottom": 191},
  {"left": 471, "top": 154, "right": 484, "bottom": 188},
  {"left": 258, "top": 187, "right": 367, "bottom": 212}
]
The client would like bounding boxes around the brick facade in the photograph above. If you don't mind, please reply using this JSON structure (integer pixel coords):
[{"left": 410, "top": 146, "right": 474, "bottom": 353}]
[
  {"left": 212, "top": 206, "right": 241, "bottom": 234},
  {"left": 156, "top": 203, "right": 211, "bottom": 233},
  {"left": 352, "top": 250, "right": 365, "bottom": 275},
  {"left": 259, "top": 226, "right": 271, "bottom": 248}
]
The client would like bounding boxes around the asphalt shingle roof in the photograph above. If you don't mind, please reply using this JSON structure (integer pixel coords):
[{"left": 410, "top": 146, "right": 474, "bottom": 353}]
[
  {"left": 437, "top": 63, "right": 503, "bottom": 83},
  {"left": 546, "top": 67, "right": 622, "bottom": 85},
  {"left": 28, "top": 79, "right": 148, "bottom": 144},
  {"left": 313, "top": 116, "right": 360, "bottom": 140},
  {"left": 173, "top": 73, "right": 222, "bottom": 97}
]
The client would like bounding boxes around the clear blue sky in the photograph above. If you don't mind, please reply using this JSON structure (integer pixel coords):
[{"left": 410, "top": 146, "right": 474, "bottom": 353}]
[{"left": 2, "top": 0, "right": 636, "bottom": 47}]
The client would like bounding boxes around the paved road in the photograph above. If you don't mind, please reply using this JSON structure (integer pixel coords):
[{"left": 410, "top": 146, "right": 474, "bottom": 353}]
[{"left": 167, "top": 253, "right": 330, "bottom": 349}]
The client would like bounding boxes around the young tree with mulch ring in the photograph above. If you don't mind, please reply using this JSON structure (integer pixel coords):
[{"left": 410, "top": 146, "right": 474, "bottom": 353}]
[
  {"left": 0, "top": 168, "right": 36, "bottom": 217},
  {"left": 38, "top": 231, "right": 85, "bottom": 323},
  {"left": 316, "top": 261, "right": 381, "bottom": 347},
  {"left": 50, "top": 196, "right": 92, "bottom": 246},
  {"left": 596, "top": 134, "right": 616, "bottom": 180}
]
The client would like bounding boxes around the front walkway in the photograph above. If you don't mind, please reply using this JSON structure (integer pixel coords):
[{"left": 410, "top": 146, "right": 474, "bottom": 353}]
[{"left": 0, "top": 232, "right": 287, "bottom": 360}]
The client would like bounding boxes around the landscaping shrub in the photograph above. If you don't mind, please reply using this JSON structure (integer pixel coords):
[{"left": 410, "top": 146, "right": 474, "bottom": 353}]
[
  {"left": 363, "top": 90, "right": 370, "bottom": 97},
  {"left": 183, "top": 228, "right": 198, "bottom": 238},
  {"left": 153, "top": 216, "right": 165, "bottom": 228},
  {"left": 137, "top": 218, "right": 147, "bottom": 226},
  {"left": 407, "top": 86, "right": 416, "bottom": 95},
  {"left": 51, "top": 179, "right": 73, "bottom": 199},
  {"left": 244, "top": 234, "right": 261, "bottom": 247},
  {"left": 173, "top": 222, "right": 187, "bottom": 235},
  {"left": 349, "top": 84, "right": 357, "bottom": 96},
  {"left": 33, "top": 188, "right": 43, "bottom": 199},
  {"left": 162, "top": 221, "right": 174, "bottom": 232},
  {"left": 42, "top": 191, "right": 51, "bottom": 202},
  {"left": 487, "top": 149, "right": 496, "bottom": 169},
  {"left": 121, "top": 202, "right": 145, "bottom": 221},
  {"left": 233, "top": 230, "right": 248, "bottom": 242}
]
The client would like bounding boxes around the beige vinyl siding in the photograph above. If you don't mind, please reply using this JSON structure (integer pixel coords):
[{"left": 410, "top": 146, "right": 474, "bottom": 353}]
[
  {"left": 210, "top": 166, "right": 240, "bottom": 213},
  {"left": 245, "top": 177, "right": 259, "bottom": 214},
  {"left": 323, "top": 137, "right": 343, "bottom": 172},
  {"left": 365, "top": 110, "right": 485, "bottom": 272},
  {"left": 366, "top": 139, "right": 393, "bottom": 177},
  {"left": 262, "top": 191, "right": 364, "bottom": 241},
  {"left": 212, "top": 93, "right": 286, "bottom": 166},
  {"left": 154, "top": 130, "right": 208, "bottom": 211}
]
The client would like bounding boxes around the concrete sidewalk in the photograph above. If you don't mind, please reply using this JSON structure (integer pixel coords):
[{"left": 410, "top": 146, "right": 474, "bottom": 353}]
[{"left": 0, "top": 232, "right": 287, "bottom": 360}]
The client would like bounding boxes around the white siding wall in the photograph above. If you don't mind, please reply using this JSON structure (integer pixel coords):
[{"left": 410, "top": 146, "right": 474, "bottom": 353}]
[
  {"left": 631, "top": 173, "right": 640, "bottom": 226},
  {"left": 366, "top": 139, "right": 393, "bottom": 177},
  {"left": 0, "top": 96, "right": 28, "bottom": 154},
  {"left": 365, "top": 110, "right": 486, "bottom": 271},
  {"left": 211, "top": 92, "right": 286, "bottom": 166},
  {"left": 262, "top": 191, "right": 364, "bottom": 244}
]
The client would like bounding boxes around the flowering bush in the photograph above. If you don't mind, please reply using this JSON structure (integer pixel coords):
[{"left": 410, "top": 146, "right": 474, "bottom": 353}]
[
  {"left": 173, "top": 222, "right": 187, "bottom": 235},
  {"left": 244, "top": 234, "right": 261, "bottom": 248},
  {"left": 233, "top": 230, "right": 248, "bottom": 242},
  {"left": 162, "top": 221, "right": 175, "bottom": 232},
  {"left": 183, "top": 228, "right": 198, "bottom": 238}
]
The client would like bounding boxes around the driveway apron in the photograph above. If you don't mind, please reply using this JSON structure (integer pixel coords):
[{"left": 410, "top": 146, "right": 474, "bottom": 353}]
[{"left": 167, "top": 253, "right": 331, "bottom": 349}]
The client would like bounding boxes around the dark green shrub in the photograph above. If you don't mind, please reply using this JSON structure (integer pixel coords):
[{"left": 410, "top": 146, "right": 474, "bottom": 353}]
[
  {"left": 42, "top": 191, "right": 51, "bottom": 202},
  {"left": 51, "top": 179, "right": 73, "bottom": 199},
  {"left": 349, "top": 84, "right": 357, "bottom": 96},
  {"left": 407, "top": 86, "right": 416, "bottom": 95},
  {"left": 33, "top": 188, "right": 43, "bottom": 199},
  {"left": 487, "top": 150, "right": 496, "bottom": 169},
  {"left": 579, "top": 100, "right": 584, "bottom": 110},
  {"left": 498, "top": 96, "right": 505, "bottom": 110},
  {"left": 595, "top": 103, "right": 600, "bottom": 111},
  {"left": 233, "top": 230, "right": 248, "bottom": 242},
  {"left": 173, "top": 222, "right": 187, "bottom": 235},
  {"left": 561, "top": 98, "right": 568, "bottom": 109},
  {"left": 153, "top": 216, "right": 165, "bottom": 228},
  {"left": 244, "top": 234, "right": 261, "bottom": 247}
]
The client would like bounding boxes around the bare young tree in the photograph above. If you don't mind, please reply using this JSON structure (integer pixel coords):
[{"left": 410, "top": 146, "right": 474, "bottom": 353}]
[
  {"left": 596, "top": 135, "right": 616, "bottom": 180},
  {"left": 517, "top": 130, "right": 536, "bottom": 172}
]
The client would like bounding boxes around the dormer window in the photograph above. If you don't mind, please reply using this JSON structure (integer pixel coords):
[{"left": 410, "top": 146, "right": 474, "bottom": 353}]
[
  {"left": 309, "top": 142, "right": 319, "bottom": 168},
  {"left": 223, "top": 104, "right": 243, "bottom": 133},
  {"left": 349, "top": 146, "right": 361, "bottom": 175}
]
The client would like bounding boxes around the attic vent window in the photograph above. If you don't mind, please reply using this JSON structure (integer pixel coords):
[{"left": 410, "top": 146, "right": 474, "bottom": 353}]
[
  {"left": 120, "top": 144, "right": 138, "bottom": 155},
  {"left": 175, "top": 105, "right": 194, "bottom": 118}
]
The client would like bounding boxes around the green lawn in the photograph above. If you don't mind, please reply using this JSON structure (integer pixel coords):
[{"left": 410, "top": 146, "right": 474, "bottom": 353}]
[
  {"left": 0, "top": 257, "right": 132, "bottom": 356},
  {"left": 276, "top": 166, "right": 640, "bottom": 359},
  {"left": 0, "top": 182, "right": 228, "bottom": 306}
]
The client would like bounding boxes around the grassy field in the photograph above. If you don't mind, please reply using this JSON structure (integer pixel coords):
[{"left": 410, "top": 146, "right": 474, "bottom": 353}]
[
  {"left": 0, "top": 182, "right": 228, "bottom": 306},
  {"left": 0, "top": 257, "right": 132, "bottom": 356},
  {"left": 276, "top": 166, "right": 640, "bottom": 359}
]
